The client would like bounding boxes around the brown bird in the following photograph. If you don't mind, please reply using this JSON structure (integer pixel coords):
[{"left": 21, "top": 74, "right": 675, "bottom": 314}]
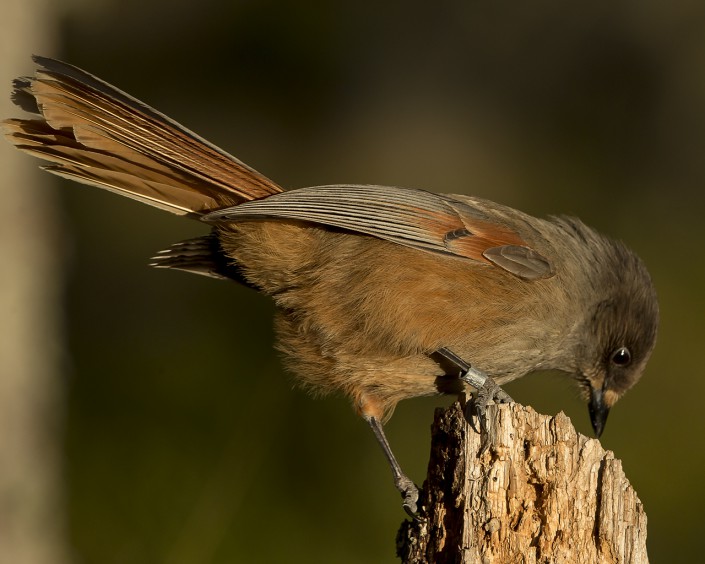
[{"left": 4, "top": 56, "right": 659, "bottom": 516}]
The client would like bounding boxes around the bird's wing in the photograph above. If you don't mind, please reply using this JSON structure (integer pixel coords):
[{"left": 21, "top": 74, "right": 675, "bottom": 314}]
[{"left": 205, "top": 184, "right": 554, "bottom": 280}]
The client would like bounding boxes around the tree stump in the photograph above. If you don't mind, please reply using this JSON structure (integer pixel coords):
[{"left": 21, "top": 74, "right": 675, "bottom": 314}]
[{"left": 397, "top": 401, "right": 647, "bottom": 563}]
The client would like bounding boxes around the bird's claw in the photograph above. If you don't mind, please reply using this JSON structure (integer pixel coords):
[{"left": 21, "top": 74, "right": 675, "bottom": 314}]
[
  {"left": 396, "top": 475, "right": 422, "bottom": 520},
  {"left": 468, "top": 377, "right": 513, "bottom": 455},
  {"left": 435, "top": 347, "right": 513, "bottom": 456}
]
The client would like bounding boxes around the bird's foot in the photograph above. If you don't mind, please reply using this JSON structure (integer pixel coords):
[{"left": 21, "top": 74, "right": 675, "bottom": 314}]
[
  {"left": 395, "top": 474, "right": 422, "bottom": 520},
  {"left": 467, "top": 377, "right": 514, "bottom": 455}
]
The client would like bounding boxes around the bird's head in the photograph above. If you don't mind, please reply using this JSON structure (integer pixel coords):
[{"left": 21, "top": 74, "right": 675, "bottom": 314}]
[{"left": 572, "top": 244, "right": 659, "bottom": 437}]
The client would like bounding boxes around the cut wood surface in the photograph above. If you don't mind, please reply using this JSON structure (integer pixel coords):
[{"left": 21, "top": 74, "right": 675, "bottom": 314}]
[{"left": 397, "top": 402, "right": 647, "bottom": 563}]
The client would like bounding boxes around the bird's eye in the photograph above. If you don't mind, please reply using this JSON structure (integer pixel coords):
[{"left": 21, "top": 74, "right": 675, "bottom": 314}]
[{"left": 611, "top": 347, "right": 632, "bottom": 366}]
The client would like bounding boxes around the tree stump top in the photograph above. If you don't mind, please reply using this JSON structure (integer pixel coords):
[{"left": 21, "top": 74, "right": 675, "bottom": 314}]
[{"left": 397, "top": 402, "right": 648, "bottom": 564}]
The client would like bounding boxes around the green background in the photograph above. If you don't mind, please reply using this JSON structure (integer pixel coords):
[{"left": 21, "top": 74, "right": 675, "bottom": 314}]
[{"left": 13, "top": 1, "right": 705, "bottom": 561}]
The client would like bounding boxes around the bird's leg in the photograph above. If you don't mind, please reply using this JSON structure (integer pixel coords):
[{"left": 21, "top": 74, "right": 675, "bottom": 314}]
[
  {"left": 363, "top": 414, "right": 420, "bottom": 519},
  {"left": 435, "top": 347, "right": 513, "bottom": 454}
]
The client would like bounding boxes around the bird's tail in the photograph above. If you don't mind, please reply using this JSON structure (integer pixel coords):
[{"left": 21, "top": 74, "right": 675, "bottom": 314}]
[{"left": 3, "top": 55, "right": 283, "bottom": 217}]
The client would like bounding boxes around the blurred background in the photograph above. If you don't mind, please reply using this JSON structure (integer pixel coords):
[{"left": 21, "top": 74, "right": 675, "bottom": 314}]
[{"left": 1, "top": 0, "right": 703, "bottom": 562}]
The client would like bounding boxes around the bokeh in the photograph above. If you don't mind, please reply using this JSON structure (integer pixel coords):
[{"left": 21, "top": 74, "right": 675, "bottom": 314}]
[{"left": 3, "top": 1, "right": 704, "bottom": 562}]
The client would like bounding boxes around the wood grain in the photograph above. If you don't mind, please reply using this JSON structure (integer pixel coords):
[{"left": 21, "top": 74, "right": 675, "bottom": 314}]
[{"left": 397, "top": 402, "right": 648, "bottom": 563}]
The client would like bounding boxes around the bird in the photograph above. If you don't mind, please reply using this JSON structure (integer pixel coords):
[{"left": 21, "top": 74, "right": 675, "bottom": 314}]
[{"left": 3, "top": 56, "right": 659, "bottom": 516}]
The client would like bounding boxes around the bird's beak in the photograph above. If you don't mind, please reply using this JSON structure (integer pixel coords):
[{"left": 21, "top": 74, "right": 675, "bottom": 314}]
[{"left": 588, "top": 386, "right": 610, "bottom": 438}]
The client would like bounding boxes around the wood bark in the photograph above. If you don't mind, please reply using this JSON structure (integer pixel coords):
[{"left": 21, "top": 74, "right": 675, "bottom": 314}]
[{"left": 397, "top": 401, "right": 647, "bottom": 563}]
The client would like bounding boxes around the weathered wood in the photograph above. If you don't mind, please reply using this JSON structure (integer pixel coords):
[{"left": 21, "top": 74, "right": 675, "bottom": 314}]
[{"left": 397, "top": 402, "right": 647, "bottom": 563}]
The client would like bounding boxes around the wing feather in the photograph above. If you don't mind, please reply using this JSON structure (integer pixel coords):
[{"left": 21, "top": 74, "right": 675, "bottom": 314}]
[{"left": 205, "top": 184, "right": 554, "bottom": 279}]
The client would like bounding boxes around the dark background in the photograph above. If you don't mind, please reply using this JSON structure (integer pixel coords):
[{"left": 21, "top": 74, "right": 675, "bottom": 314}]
[{"left": 12, "top": 1, "right": 705, "bottom": 561}]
